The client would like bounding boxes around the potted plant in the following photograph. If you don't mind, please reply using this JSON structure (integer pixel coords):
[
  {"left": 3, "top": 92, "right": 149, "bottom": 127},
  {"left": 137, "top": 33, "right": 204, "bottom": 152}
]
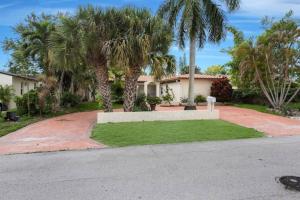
[{"left": 147, "top": 96, "right": 162, "bottom": 111}]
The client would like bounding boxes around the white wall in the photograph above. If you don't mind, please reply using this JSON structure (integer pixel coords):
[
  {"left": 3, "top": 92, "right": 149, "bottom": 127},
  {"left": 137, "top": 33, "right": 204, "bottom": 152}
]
[
  {"left": 0, "top": 73, "right": 13, "bottom": 86},
  {"left": 161, "top": 81, "right": 181, "bottom": 103},
  {"left": 161, "top": 79, "right": 214, "bottom": 103},
  {"left": 181, "top": 79, "right": 213, "bottom": 99}
]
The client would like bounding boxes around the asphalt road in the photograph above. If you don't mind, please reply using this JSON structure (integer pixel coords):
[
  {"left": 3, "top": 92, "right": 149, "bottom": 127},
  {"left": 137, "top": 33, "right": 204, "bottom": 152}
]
[{"left": 1, "top": 136, "right": 300, "bottom": 200}]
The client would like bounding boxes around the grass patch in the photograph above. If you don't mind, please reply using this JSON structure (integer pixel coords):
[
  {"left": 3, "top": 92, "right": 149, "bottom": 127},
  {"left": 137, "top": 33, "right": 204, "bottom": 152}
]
[
  {"left": 234, "top": 102, "right": 300, "bottom": 115},
  {"left": 91, "top": 120, "right": 263, "bottom": 147},
  {"left": 0, "top": 116, "right": 41, "bottom": 137}
]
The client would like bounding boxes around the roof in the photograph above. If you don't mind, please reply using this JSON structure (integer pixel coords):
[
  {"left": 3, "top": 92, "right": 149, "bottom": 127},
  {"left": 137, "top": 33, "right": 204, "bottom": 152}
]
[
  {"left": 161, "top": 74, "right": 226, "bottom": 83},
  {"left": 137, "top": 75, "right": 155, "bottom": 82},
  {"left": 0, "top": 71, "right": 37, "bottom": 82}
]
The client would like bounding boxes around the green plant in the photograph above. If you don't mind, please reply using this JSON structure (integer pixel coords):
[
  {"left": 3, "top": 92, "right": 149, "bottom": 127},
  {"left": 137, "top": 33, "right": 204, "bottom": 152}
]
[
  {"left": 0, "top": 85, "right": 14, "bottom": 106},
  {"left": 211, "top": 78, "right": 233, "bottom": 102},
  {"left": 162, "top": 87, "right": 174, "bottom": 104},
  {"left": 134, "top": 93, "right": 149, "bottom": 112},
  {"left": 194, "top": 95, "right": 206, "bottom": 104},
  {"left": 147, "top": 96, "right": 162, "bottom": 105},
  {"left": 180, "top": 97, "right": 188, "bottom": 104},
  {"left": 61, "top": 92, "right": 81, "bottom": 107},
  {"left": 111, "top": 81, "right": 124, "bottom": 104},
  {"left": 15, "top": 90, "right": 39, "bottom": 116}
]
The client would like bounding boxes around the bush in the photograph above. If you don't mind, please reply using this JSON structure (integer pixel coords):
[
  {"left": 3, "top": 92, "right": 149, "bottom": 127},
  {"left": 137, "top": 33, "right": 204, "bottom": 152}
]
[
  {"left": 211, "top": 77, "right": 233, "bottom": 102},
  {"left": 180, "top": 97, "right": 188, "bottom": 104},
  {"left": 134, "top": 93, "right": 149, "bottom": 111},
  {"left": 194, "top": 95, "right": 206, "bottom": 104},
  {"left": 232, "top": 88, "right": 268, "bottom": 105},
  {"left": 15, "top": 90, "right": 39, "bottom": 116},
  {"left": 61, "top": 92, "right": 81, "bottom": 107},
  {"left": 147, "top": 96, "right": 162, "bottom": 105},
  {"left": 162, "top": 87, "right": 175, "bottom": 104},
  {"left": 111, "top": 81, "right": 124, "bottom": 104}
]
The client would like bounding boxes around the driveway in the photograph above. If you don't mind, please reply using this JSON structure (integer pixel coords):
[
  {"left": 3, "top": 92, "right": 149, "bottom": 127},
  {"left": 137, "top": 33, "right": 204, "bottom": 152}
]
[
  {"left": 1, "top": 136, "right": 300, "bottom": 200},
  {"left": 157, "top": 105, "right": 300, "bottom": 137},
  {"left": 0, "top": 111, "right": 104, "bottom": 155}
]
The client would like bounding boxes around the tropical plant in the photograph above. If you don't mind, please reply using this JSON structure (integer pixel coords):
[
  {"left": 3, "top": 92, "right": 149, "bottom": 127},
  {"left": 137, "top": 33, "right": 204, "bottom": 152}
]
[
  {"left": 162, "top": 87, "right": 175, "bottom": 104},
  {"left": 108, "top": 8, "right": 176, "bottom": 112},
  {"left": 76, "top": 6, "right": 120, "bottom": 112},
  {"left": 211, "top": 77, "right": 233, "bottom": 102},
  {"left": 159, "top": 0, "right": 240, "bottom": 108},
  {"left": 0, "top": 85, "right": 14, "bottom": 106},
  {"left": 61, "top": 92, "right": 81, "bottom": 107},
  {"left": 205, "top": 65, "right": 227, "bottom": 75},
  {"left": 15, "top": 90, "right": 39, "bottom": 116},
  {"left": 194, "top": 95, "right": 206, "bottom": 104},
  {"left": 179, "top": 53, "right": 201, "bottom": 74},
  {"left": 147, "top": 96, "right": 162, "bottom": 105},
  {"left": 232, "top": 11, "right": 300, "bottom": 110},
  {"left": 134, "top": 93, "right": 149, "bottom": 111}
]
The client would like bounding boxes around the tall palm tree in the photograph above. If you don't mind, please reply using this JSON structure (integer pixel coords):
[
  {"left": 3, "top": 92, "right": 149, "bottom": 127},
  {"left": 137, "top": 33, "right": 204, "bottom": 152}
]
[
  {"left": 159, "top": 0, "right": 240, "bottom": 109},
  {"left": 108, "top": 8, "right": 176, "bottom": 112},
  {"left": 76, "top": 6, "right": 123, "bottom": 112}
]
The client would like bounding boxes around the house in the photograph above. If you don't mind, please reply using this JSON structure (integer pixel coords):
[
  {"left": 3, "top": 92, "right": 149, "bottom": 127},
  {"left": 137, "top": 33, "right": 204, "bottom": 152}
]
[
  {"left": 137, "top": 74, "right": 225, "bottom": 103},
  {"left": 0, "top": 71, "right": 38, "bottom": 109}
]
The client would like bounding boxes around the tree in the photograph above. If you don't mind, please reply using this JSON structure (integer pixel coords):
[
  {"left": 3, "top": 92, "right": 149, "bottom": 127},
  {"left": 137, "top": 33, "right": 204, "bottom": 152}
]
[
  {"left": 159, "top": 0, "right": 240, "bottom": 109},
  {"left": 179, "top": 53, "right": 201, "bottom": 74},
  {"left": 76, "top": 6, "right": 121, "bottom": 112},
  {"left": 205, "top": 65, "right": 227, "bottom": 75},
  {"left": 109, "top": 8, "right": 176, "bottom": 112},
  {"left": 211, "top": 77, "right": 233, "bottom": 102},
  {"left": 233, "top": 11, "right": 300, "bottom": 110}
]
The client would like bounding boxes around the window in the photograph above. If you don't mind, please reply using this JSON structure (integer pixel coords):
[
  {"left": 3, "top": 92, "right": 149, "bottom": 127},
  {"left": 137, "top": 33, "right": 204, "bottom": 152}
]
[{"left": 20, "top": 82, "right": 23, "bottom": 95}]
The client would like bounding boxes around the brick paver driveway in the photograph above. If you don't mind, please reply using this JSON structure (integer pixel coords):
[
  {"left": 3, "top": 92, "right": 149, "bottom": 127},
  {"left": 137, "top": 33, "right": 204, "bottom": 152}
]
[
  {"left": 0, "top": 111, "right": 104, "bottom": 155},
  {"left": 157, "top": 105, "right": 300, "bottom": 137}
]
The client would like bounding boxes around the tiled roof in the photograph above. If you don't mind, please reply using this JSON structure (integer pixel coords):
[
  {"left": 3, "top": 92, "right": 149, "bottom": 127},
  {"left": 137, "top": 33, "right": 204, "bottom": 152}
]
[{"left": 137, "top": 75, "right": 154, "bottom": 82}]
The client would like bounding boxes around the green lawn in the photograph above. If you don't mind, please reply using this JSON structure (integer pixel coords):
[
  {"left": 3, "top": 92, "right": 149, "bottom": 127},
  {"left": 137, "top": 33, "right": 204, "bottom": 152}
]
[
  {"left": 234, "top": 102, "right": 300, "bottom": 115},
  {"left": 91, "top": 120, "right": 263, "bottom": 147},
  {"left": 0, "top": 116, "right": 41, "bottom": 137},
  {"left": 0, "top": 102, "right": 123, "bottom": 138}
]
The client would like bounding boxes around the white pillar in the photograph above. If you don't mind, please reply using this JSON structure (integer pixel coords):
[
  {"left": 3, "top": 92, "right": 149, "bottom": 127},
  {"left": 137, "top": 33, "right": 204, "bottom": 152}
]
[
  {"left": 144, "top": 82, "right": 148, "bottom": 96},
  {"left": 156, "top": 83, "right": 160, "bottom": 97}
]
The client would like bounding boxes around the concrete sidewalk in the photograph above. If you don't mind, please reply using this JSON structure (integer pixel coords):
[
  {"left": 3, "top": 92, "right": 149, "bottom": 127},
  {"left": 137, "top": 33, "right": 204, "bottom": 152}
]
[{"left": 1, "top": 136, "right": 300, "bottom": 200}]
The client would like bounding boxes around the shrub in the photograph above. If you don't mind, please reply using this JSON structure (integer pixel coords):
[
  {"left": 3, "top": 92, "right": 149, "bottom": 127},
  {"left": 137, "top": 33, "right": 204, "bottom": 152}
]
[
  {"left": 61, "top": 92, "right": 81, "bottom": 107},
  {"left": 111, "top": 81, "right": 124, "bottom": 104},
  {"left": 162, "top": 87, "right": 175, "bottom": 104},
  {"left": 134, "top": 93, "right": 149, "bottom": 111},
  {"left": 194, "top": 95, "right": 206, "bottom": 104},
  {"left": 147, "top": 96, "right": 162, "bottom": 105},
  {"left": 180, "top": 97, "right": 188, "bottom": 104},
  {"left": 211, "top": 77, "right": 233, "bottom": 102},
  {"left": 15, "top": 90, "right": 39, "bottom": 115},
  {"left": 232, "top": 88, "right": 267, "bottom": 105}
]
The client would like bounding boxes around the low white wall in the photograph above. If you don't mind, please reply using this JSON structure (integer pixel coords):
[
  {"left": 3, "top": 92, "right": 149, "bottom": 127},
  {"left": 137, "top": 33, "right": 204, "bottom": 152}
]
[{"left": 98, "top": 110, "right": 219, "bottom": 124}]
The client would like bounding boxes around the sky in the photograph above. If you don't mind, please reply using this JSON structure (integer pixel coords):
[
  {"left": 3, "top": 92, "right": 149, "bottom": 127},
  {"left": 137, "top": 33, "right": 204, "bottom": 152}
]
[{"left": 0, "top": 0, "right": 299, "bottom": 72}]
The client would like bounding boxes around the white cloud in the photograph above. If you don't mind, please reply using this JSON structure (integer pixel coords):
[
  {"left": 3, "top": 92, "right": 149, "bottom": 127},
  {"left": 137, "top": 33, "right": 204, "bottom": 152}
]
[{"left": 235, "top": 0, "right": 300, "bottom": 17}]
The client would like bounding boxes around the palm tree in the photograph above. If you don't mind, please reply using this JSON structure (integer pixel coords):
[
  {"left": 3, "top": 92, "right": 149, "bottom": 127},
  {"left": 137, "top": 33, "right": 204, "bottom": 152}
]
[
  {"left": 49, "top": 14, "right": 85, "bottom": 104},
  {"left": 159, "top": 0, "right": 240, "bottom": 109},
  {"left": 76, "top": 6, "right": 123, "bottom": 112},
  {"left": 0, "top": 85, "right": 14, "bottom": 107},
  {"left": 108, "top": 8, "right": 176, "bottom": 112}
]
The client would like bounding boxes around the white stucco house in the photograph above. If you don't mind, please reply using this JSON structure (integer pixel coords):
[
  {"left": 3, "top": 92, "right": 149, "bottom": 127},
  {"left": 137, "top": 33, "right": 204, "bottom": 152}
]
[
  {"left": 137, "top": 74, "right": 225, "bottom": 104},
  {"left": 0, "top": 71, "right": 38, "bottom": 109}
]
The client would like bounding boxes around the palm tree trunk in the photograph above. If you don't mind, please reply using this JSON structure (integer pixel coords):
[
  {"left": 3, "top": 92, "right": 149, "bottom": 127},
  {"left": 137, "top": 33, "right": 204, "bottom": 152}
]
[
  {"left": 96, "top": 65, "right": 113, "bottom": 112},
  {"left": 186, "top": 36, "right": 196, "bottom": 110},
  {"left": 123, "top": 67, "right": 141, "bottom": 112},
  {"left": 57, "top": 71, "right": 65, "bottom": 107}
]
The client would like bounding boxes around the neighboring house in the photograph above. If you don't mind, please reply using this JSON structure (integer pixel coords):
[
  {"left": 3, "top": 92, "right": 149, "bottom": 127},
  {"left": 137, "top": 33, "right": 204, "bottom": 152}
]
[
  {"left": 0, "top": 71, "right": 38, "bottom": 109},
  {"left": 137, "top": 74, "right": 225, "bottom": 103}
]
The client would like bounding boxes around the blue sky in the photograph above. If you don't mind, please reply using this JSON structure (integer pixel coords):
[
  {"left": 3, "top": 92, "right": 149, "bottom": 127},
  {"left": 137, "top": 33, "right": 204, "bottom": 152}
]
[{"left": 0, "top": 0, "right": 299, "bottom": 72}]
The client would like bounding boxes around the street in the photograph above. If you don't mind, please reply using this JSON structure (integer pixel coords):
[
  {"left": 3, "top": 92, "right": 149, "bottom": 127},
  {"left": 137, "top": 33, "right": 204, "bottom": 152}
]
[{"left": 1, "top": 136, "right": 300, "bottom": 200}]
